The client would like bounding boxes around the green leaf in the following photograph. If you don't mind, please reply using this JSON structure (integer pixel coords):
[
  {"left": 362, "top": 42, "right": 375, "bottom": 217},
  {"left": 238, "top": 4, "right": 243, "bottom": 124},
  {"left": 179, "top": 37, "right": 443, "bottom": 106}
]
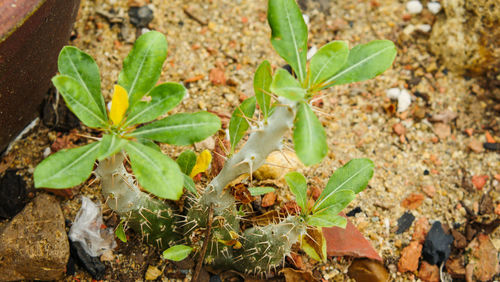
[
  {"left": 52, "top": 75, "right": 107, "bottom": 128},
  {"left": 307, "top": 213, "right": 347, "bottom": 228},
  {"left": 293, "top": 102, "right": 327, "bottom": 166},
  {"left": 125, "top": 82, "right": 185, "bottom": 126},
  {"left": 136, "top": 138, "right": 161, "bottom": 151},
  {"left": 182, "top": 173, "right": 197, "bottom": 195},
  {"left": 176, "top": 150, "right": 197, "bottom": 175},
  {"left": 162, "top": 245, "right": 193, "bottom": 261},
  {"left": 314, "top": 158, "right": 374, "bottom": 212},
  {"left": 130, "top": 112, "right": 221, "bottom": 145},
  {"left": 270, "top": 68, "right": 306, "bottom": 101},
  {"left": 312, "top": 190, "right": 355, "bottom": 216},
  {"left": 322, "top": 40, "right": 396, "bottom": 88},
  {"left": 229, "top": 97, "right": 256, "bottom": 152},
  {"left": 115, "top": 220, "right": 127, "bottom": 242},
  {"left": 248, "top": 186, "right": 276, "bottom": 196},
  {"left": 254, "top": 61, "right": 273, "bottom": 119},
  {"left": 125, "top": 141, "right": 183, "bottom": 200},
  {"left": 118, "top": 31, "right": 168, "bottom": 107},
  {"left": 284, "top": 172, "right": 308, "bottom": 212},
  {"left": 58, "top": 46, "right": 107, "bottom": 120},
  {"left": 34, "top": 142, "right": 100, "bottom": 188},
  {"left": 309, "top": 41, "right": 349, "bottom": 87},
  {"left": 98, "top": 134, "right": 127, "bottom": 161},
  {"left": 268, "top": 0, "right": 308, "bottom": 82}
]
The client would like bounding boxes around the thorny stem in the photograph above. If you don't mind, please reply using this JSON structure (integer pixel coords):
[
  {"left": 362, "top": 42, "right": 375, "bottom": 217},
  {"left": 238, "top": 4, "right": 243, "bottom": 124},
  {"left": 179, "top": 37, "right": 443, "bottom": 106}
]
[
  {"left": 192, "top": 204, "right": 214, "bottom": 282},
  {"left": 209, "top": 97, "right": 297, "bottom": 195}
]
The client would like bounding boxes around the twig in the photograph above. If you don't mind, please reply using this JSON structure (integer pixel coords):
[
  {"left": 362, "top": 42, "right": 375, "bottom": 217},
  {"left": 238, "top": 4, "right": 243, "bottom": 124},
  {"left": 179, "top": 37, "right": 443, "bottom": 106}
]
[
  {"left": 192, "top": 204, "right": 214, "bottom": 282},
  {"left": 183, "top": 8, "right": 207, "bottom": 26}
]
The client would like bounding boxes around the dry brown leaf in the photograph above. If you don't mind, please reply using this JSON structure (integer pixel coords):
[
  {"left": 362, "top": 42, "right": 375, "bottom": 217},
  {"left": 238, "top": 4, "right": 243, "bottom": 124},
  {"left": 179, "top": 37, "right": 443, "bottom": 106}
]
[{"left": 281, "top": 268, "right": 318, "bottom": 282}]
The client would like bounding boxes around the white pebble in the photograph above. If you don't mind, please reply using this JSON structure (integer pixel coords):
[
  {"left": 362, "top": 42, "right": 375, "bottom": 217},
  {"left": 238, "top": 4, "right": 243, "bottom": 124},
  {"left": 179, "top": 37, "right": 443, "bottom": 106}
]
[
  {"left": 427, "top": 2, "right": 441, "bottom": 14},
  {"left": 386, "top": 88, "right": 401, "bottom": 99},
  {"left": 397, "top": 89, "right": 412, "bottom": 112},
  {"left": 406, "top": 0, "right": 423, "bottom": 14},
  {"left": 386, "top": 88, "right": 412, "bottom": 112},
  {"left": 43, "top": 147, "right": 52, "bottom": 158},
  {"left": 417, "top": 24, "right": 432, "bottom": 32}
]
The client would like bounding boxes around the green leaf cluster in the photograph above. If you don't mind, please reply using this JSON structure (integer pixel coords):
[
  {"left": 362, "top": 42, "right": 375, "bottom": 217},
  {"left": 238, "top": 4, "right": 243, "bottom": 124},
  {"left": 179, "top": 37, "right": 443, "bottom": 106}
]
[
  {"left": 263, "top": 0, "right": 397, "bottom": 166},
  {"left": 34, "top": 31, "right": 221, "bottom": 200},
  {"left": 285, "top": 158, "right": 374, "bottom": 228}
]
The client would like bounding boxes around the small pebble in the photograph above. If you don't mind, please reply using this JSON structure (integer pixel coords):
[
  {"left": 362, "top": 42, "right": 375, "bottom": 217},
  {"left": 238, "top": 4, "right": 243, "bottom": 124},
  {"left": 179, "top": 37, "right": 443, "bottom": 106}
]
[
  {"left": 406, "top": 0, "right": 423, "bottom": 14},
  {"left": 396, "top": 211, "right": 415, "bottom": 234},
  {"left": 416, "top": 24, "right": 431, "bottom": 33},
  {"left": 422, "top": 222, "right": 453, "bottom": 265},
  {"left": 427, "top": 2, "right": 441, "bottom": 14}
]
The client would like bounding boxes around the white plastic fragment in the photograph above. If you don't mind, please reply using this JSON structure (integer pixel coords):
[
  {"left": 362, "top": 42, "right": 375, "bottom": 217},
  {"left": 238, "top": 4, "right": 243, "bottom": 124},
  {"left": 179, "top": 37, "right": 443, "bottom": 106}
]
[
  {"left": 427, "top": 2, "right": 441, "bottom": 14},
  {"left": 69, "top": 196, "right": 117, "bottom": 257},
  {"left": 417, "top": 24, "right": 432, "bottom": 33},
  {"left": 386, "top": 88, "right": 412, "bottom": 112},
  {"left": 406, "top": 0, "right": 423, "bottom": 14}
]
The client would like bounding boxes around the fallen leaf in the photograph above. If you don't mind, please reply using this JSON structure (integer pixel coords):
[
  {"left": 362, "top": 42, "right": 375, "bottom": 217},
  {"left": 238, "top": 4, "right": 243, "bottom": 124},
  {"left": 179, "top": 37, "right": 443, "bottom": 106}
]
[
  {"left": 190, "top": 149, "right": 212, "bottom": 178},
  {"left": 250, "top": 210, "right": 281, "bottom": 226},
  {"left": 446, "top": 256, "right": 466, "bottom": 279},
  {"left": 286, "top": 252, "right": 304, "bottom": 270},
  {"left": 280, "top": 200, "right": 301, "bottom": 216},
  {"left": 261, "top": 191, "right": 276, "bottom": 207},
  {"left": 401, "top": 193, "right": 425, "bottom": 209},
  {"left": 348, "top": 258, "right": 389, "bottom": 282},
  {"left": 211, "top": 137, "right": 229, "bottom": 176},
  {"left": 145, "top": 265, "right": 162, "bottom": 280},
  {"left": 231, "top": 183, "right": 254, "bottom": 204},
  {"left": 466, "top": 233, "right": 500, "bottom": 281},
  {"left": 281, "top": 268, "right": 318, "bottom": 282},
  {"left": 323, "top": 214, "right": 382, "bottom": 261},
  {"left": 302, "top": 227, "right": 327, "bottom": 262}
]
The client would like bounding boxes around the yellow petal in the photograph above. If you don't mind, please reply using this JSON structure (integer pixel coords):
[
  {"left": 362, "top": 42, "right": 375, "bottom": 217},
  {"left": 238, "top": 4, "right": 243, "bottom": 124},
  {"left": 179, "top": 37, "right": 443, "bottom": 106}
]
[
  {"left": 190, "top": 149, "right": 212, "bottom": 178},
  {"left": 110, "top": 84, "right": 129, "bottom": 125}
]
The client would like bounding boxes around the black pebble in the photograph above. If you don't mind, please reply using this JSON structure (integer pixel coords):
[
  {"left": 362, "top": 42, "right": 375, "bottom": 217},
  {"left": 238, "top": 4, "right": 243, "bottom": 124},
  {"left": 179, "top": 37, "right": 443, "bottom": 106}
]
[
  {"left": 422, "top": 221, "right": 454, "bottom": 265},
  {"left": 346, "top": 207, "right": 362, "bottom": 217},
  {"left": 424, "top": 169, "right": 430, "bottom": 175},
  {"left": 483, "top": 142, "right": 500, "bottom": 151},
  {"left": 128, "top": 6, "right": 154, "bottom": 28},
  {"left": 395, "top": 211, "right": 415, "bottom": 234},
  {"left": 69, "top": 240, "right": 106, "bottom": 280},
  {"left": 0, "top": 170, "right": 28, "bottom": 219}
]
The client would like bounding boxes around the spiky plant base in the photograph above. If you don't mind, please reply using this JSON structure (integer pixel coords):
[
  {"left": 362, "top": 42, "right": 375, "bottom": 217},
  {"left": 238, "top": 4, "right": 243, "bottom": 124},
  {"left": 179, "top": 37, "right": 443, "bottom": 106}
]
[
  {"left": 234, "top": 216, "right": 306, "bottom": 275},
  {"left": 96, "top": 154, "right": 179, "bottom": 248}
]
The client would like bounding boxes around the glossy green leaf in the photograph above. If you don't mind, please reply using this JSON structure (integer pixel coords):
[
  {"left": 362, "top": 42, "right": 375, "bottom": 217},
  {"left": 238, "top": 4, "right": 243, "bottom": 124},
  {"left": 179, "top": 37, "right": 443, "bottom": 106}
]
[
  {"left": 125, "top": 141, "right": 183, "bottom": 200},
  {"left": 52, "top": 75, "right": 107, "bottom": 128},
  {"left": 293, "top": 102, "right": 327, "bottom": 166},
  {"left": 115, "top": 220, "right": 127, "bottom": 242},
  {"left": 162, "top": 245, "right": 193, "bottom": 261},
  {"left": 182, "top": 173, "right": 197, "bottom": 195},
  {"left": 307, "top": 213, "right": 347, "bottom": 228},
  {"left": 118, "top": 31, "right": 168, "bottom": 107},
  {"left": 34, "top": 142, "right": 100, "bottom": 188},
  {"left": 270, "top": 68, "right": 306, "bottom": 101},
  {"left": 97, "top": 134, "right": 127, "bottom": 161},
  {"left": 322, "top": 40, "right": 396, "bottom": 88},
  {"left": 176, "top": 150, "right": 196, "bottom": 175},
  {"left": 314, "top": 158, "right": 374, "bottom": 212},
  {"left": 130, "top": 112, "right": 221, "bottom": 145},
  {"left": 254, "top": 61, "right": 273, "bottom": 119},
  {"left": 309, "top": 41, "right": 349, "bottom": 87},
  {"left": 229, "top": 96, "right": 256, "bottom": 152},
  {"left": 312, "top": 190, "right": 355, "bottom": 216},
  {"left": 285, "top": 172, "right": 308, "bottom": 212},
  {"left": 125, "top": 83, "right": 185, "bottom": 126},
  {"left": 58, "top": 46, "right": 107, "bottom": 120},
  {"left": 248, "top": 186, "right": 276, "bottom": 196},
  {"left": 268, "top": 0, "right": 308, "bottom": 82}
]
